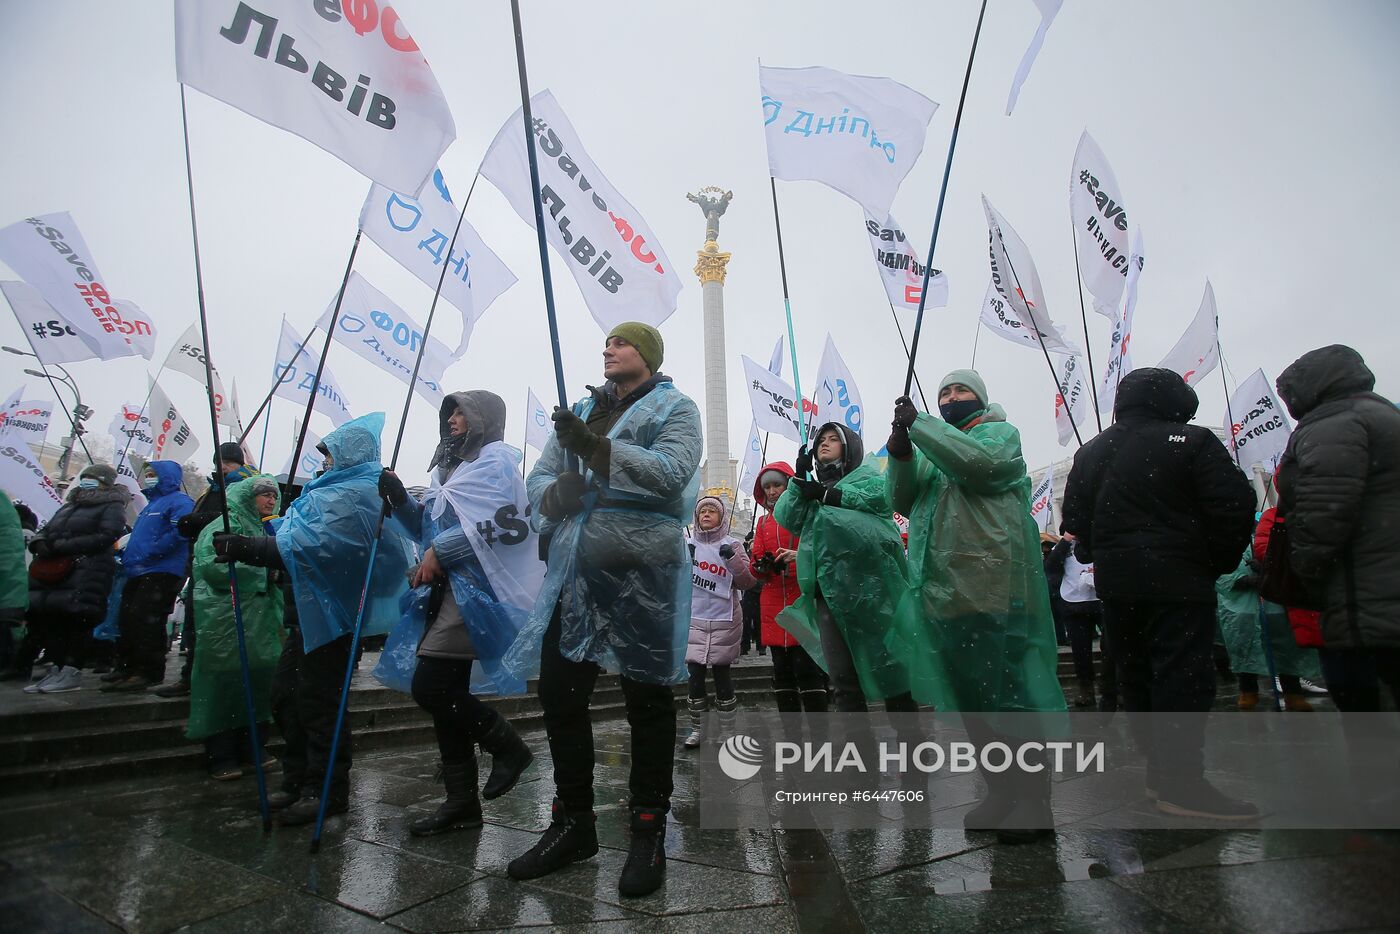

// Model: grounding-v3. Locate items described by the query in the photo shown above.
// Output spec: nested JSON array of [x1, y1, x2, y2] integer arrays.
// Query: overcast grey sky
[[2, 0, 1397, 491]]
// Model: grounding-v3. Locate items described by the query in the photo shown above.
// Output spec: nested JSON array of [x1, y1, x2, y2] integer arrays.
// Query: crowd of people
[[1, 331, 1396, 898]]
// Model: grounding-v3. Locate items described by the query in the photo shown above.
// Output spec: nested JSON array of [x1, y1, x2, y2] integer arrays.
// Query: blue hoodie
[[124, 460, 195, 578]]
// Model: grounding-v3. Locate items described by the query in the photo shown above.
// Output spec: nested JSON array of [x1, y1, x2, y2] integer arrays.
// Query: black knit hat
[[218, 441, 246, 465]]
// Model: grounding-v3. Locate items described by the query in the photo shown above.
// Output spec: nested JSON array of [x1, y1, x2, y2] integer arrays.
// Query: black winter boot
[[479, 714, 534, 800], [410, 761, 483, 836], [964, 767, 1015, 831], [996, 765, 1056, 844], [618, 807, 667, 898], [507, 799, 599, 880], [773, 688, 801, 713]]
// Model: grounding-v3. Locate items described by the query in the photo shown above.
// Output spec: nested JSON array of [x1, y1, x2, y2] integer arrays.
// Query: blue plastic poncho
[[275, 413, 411, 653], [502, 381, 702, 686]]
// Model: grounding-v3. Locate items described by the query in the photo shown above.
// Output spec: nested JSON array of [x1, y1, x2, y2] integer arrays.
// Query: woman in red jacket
[[749, 462, 828, 713]]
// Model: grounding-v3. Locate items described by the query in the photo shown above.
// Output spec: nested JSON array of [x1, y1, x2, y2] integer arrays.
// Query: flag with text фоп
[[743, 354, 815, 445], [111, 401, 155, 459], [1226, 368, 1291, 474], [812, 335, 864, 439], [0, 213, 155, 360], [273, 321, 352, 427], [864, 212, 949, 311], [1005, 0, 1064, 115], [1070, 131, 1133, 321], [1158, 280, 1220, 387], [315, 272, 450, 405], [1098, 227, 1145, 415], [163, 322, 239, 429], [481, 90, 682, 334], [761, 65, 939, 219], [0, 439, 64, 521], [1053, 353, 1091, 446], [0, 281, 103, 365], [360, 169, 517, 356], [147, 380, 201, 464], [0, 398, 53, 447], [983, 196, 1081, 357], [524, 388, 551, 452], [1029, 463, 1055, 533], [174, 0, 455, 196]]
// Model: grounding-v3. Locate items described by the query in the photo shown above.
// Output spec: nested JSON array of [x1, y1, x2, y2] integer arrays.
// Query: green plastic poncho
[[773, 434, 914, 704], [888, 406, 1065, 713], [1216, 551, 1322, 681], [186, 475, 283, 741]]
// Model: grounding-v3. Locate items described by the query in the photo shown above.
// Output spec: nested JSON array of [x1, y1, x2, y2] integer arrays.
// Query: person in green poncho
[[773, 421, 914, 713], [187, 474, 284, 780], [887, 370, 1066, 842], [1215, 548, 1322, 711]]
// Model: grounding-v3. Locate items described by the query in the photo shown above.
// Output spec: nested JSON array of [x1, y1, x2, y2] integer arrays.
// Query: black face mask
[[939, 398, 983, 427]]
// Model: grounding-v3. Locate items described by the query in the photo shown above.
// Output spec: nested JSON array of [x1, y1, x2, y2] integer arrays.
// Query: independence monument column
[[688, 187, 735, 495]]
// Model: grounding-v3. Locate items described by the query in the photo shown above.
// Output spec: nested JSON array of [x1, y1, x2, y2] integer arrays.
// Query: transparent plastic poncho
[[275, 413, 411, 654], [887, 407, 1066, 713], [502, 382, 702, 686]]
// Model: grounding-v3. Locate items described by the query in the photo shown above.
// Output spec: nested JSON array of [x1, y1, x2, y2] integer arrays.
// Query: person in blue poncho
[[503, 322, 702, 899], [378, 390, 542, 837], [214, 413, 410, 827]]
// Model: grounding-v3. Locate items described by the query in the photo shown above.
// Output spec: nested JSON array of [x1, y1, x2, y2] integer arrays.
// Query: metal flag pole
[[283, 229, 363, 502], [178, 84, 270, 833], [309, 169, 478, 856], [902, 0, 990, 396], [1069, 227, 1104, 431], [996, 226, 1084, 447], [886, 302, 929, 410], [745, 431, 772, 537], [970, 311, 984, 370], [768, 178, 810, 458], [1219, 332, 1241, 468]]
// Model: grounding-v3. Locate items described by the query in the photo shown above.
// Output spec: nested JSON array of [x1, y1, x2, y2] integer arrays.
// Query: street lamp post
[[8, 346, 93, 482]]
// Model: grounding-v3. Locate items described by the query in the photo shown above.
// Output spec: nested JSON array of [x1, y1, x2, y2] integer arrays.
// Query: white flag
[[1158, 280, 1220, 387], [1053, 354, 1091, 446], [983, 196, 1081, 357], [174, 0, 455, 195], [360, 169, 517, 355], [111, 400, 156, 459], [812, 334, 865, 438], [0, 281, 101, 365], [0, 387, 21, 418], [736, 421, 765, 499], [1070, 131, 1132, 320], [524, 388, 551, 452], [1005, 0, 1064, 115], [979, 279, 1069, 352], [280, 428, 324, 482], [1029, 464, 1055, 533], [761, 65, 939, 219], [0, 440, 64, 521], [273, 321, 352, 427], [481, 90, 681, 333], [112, 445, 147, 502], [1226, 369, 1291, 474], [163, 322, 239, 429], [147, 381, 201, 464], [864, 212, 949, 311], [111, 300, 159, 361], [315, 272, 449, 405], [743, 354, 815, 445], [1098, 227, 1145, 415], [0, 399, 53, 446], [768, 335, 786, 377], [0, 213, 152, 359]]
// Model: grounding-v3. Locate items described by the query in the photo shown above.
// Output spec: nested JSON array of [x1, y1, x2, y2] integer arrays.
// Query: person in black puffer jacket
[[25, 464, 129, 695], [1061, 367, 1256, 820], [1275, 345, 1400, 712]]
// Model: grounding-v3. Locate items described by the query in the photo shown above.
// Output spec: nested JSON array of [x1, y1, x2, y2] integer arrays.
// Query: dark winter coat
[[1275, 345, 1400, 648], [28, 486, 128, 623], [1061, 367, 1256, 603], [123, 461, 194, 578]]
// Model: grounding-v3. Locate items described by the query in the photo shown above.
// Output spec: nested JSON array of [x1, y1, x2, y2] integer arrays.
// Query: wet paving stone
[[181, 891, 395, 931], [387, 874, 646, 932], [0, 861, 120, 932]]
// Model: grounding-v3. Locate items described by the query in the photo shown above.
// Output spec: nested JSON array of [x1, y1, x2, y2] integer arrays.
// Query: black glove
[[752, 554, 775, 576], [790, 476, 824, 501], [772, 555, 789, 574], [886, 426, 913, 460], [794, 443, 813, 478], [212, 532, 257, 564], [378, 469, 408, 509], [893, 395, 918, 429], [551, 472, 588, 516], [552, 408, 599, 458], [719, 544, 735, 560], [28, 538, 51, 558]]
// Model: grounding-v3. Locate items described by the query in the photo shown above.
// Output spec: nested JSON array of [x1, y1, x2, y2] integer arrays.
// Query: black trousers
[[270, 633, 352, 802], [411, 655, 494, 766], [769, 644, 828, 711], [1102, 600, 1216, 792], [178, 580, 196, 684], [539, 603, 676, 812], [687, 662, 733, 702], [117, 572, 183, 682], [31, 610, 92, 671], [814, 598, 867, 712], [1063, 607, 1101, 685], [1318, 647, 1400, 712]]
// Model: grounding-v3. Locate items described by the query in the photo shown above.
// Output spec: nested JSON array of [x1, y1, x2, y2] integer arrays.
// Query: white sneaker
[[1299, 679, 1329, 695], [23, 669, 58, 694], [38, 666, 82, 693], [683, 728, 704, 749]]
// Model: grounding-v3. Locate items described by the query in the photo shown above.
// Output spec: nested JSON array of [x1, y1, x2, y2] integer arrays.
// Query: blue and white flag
[[524, 388, 551, 452], [812, 334, 864, 439], [315, 273, 451, 405]]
